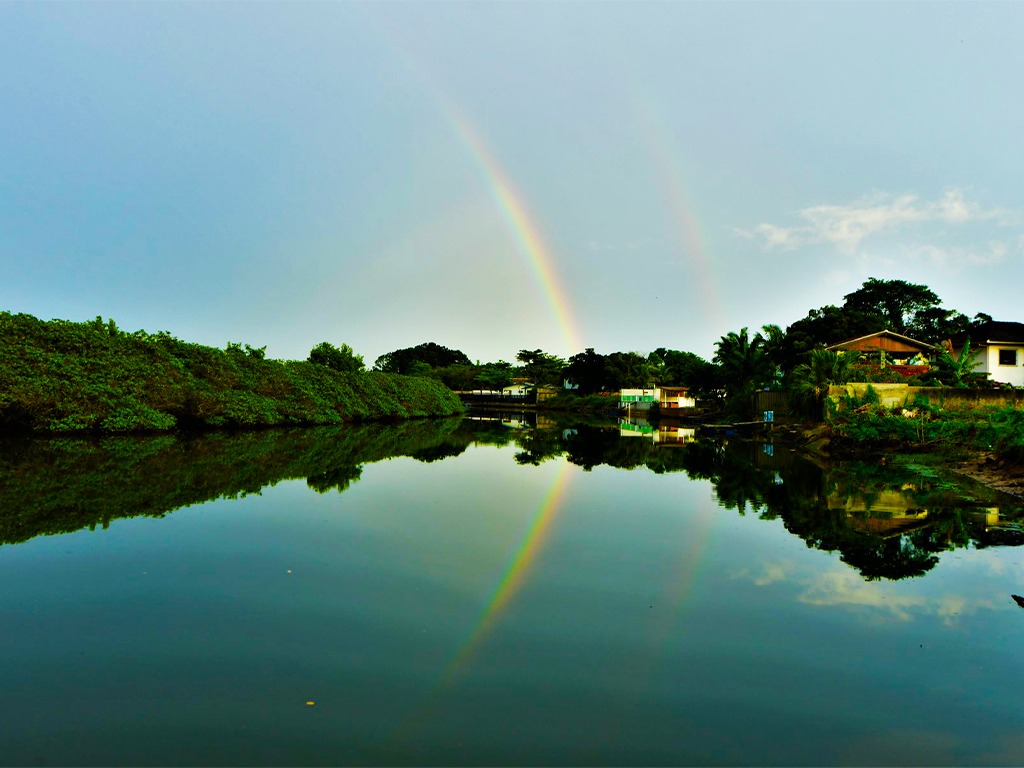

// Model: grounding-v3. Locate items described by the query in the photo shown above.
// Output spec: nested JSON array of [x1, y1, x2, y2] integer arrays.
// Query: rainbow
[[441, 459, 574, 685], [386, 458, 575, 748], [632, 94, 726, 334], [445, 112, 584, 356], [356, 11, 583, 357]]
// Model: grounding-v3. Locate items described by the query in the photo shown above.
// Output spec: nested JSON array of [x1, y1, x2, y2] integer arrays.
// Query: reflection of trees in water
[[6, 416, 1021, 582], [466, 421, 1024, 582], [838, 535, 939, 581], [0, 418, 466, 546], [306, 463, 363, 494]]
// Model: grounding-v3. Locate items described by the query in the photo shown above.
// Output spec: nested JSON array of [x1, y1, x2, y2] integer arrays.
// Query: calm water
[[1, 416, 1023, 766]]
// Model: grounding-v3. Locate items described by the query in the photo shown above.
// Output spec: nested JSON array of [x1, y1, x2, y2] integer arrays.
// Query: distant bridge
[[457, 392, 536, 407]]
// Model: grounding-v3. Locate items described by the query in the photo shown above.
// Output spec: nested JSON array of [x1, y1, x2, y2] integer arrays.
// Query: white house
[[501, 383, 533, 397], [619, 388, 658, 410], [619, 387, 697, 411], [951, 321, 1024, 387]]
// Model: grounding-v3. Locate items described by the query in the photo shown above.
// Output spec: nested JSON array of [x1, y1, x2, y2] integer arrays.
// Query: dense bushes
[[829, 386, 1024, 461], [0, 312, 463, 434]]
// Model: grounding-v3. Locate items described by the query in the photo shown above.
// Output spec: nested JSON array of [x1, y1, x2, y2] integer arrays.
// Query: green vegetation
[[789, 349, 858, 417], [3, 413, 1020, 581], [712, 326, 779, 417], [0, 312, 462, 434], [829, 387, 1024, 462], [373, 342, 472, 374], [0, 419, 464, 546], [308, 341, 364, 373]]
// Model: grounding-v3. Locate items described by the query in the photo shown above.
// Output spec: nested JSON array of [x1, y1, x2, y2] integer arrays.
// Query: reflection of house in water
[[464, 412, 537, 429], [501, 416, 531, 430], [619, 419, 655, 436], [656, 425, 697, 445], [618, 419, 696, 445], [619, 387, 698, 414], [828, 488, 932, 537], [969, 507, 1024, 547]]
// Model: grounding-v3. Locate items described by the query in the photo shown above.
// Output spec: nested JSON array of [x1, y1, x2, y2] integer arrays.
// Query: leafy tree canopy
[[779, 278, 980, 370], [652, 348, 716, 389], [565, 348, 607, 394], [842, 277, 941, 335], [475, 361, 515, 391], [308, 341, 364, 373], [374, 343, 472, 374], [714, 327, 776, 416], [604, 351, 654, 390], [515, 349, 566, 387]]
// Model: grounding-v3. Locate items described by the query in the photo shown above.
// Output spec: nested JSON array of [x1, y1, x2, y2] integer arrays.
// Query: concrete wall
[[829, 383, 1024, 409]]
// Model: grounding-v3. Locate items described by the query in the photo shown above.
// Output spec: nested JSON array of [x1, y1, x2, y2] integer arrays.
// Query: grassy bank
[[0, 312, 463, 434], [827, 388, 1024, 462]]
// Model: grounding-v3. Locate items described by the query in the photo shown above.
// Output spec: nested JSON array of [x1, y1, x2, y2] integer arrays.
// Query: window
[[998, 348, 1018, 366]]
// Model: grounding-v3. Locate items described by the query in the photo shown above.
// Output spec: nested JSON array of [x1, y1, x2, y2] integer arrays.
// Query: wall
[[828, 383, 1024, 409]]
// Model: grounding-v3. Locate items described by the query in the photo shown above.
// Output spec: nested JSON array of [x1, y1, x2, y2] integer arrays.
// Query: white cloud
[[740, 189, 1017, 257], [909, 241, 1009, 269], [800, 571, 924, 621]]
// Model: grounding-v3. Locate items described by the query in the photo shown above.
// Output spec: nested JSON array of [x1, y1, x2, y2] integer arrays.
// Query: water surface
[[1, 418, 1022, 766]]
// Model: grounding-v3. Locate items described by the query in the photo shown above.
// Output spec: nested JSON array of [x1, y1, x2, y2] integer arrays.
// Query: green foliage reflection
[[457, 419, 1024, 582], [0, 419, 464, 547]]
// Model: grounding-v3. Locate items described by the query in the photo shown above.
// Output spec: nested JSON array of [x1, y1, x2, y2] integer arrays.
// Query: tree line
[[307, 278, 999, 416]]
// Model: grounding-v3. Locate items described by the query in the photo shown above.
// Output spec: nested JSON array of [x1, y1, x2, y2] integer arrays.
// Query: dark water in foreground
[[1, 416, 1023, 766]]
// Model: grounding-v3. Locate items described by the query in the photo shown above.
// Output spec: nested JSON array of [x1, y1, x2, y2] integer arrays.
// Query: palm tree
[[789, 348, 857, 418], [714, 327, 774, 416]]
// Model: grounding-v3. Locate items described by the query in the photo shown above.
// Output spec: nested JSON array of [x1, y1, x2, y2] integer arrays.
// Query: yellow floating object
[[306, 701, 315, 706]]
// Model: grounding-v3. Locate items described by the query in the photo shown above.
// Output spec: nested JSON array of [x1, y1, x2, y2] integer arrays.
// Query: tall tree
[[565, 348, 607, 394], [789, 349, 857, 418], [604, 351, 652, 390], [515, 349, 566, 387], [475, 361, 515, 391], [374, 343, 472, 374], [842, 278, 941, 335], [652, 348, 717, 389], [308, 342, 364, 373], [714, 327, 774, 414]]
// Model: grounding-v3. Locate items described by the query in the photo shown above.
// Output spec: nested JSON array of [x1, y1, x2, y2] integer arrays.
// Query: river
[[1, 415, 1022, 766]]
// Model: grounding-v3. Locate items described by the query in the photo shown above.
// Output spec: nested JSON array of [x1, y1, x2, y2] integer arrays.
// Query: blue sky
[[3, 2, 1023, 365]]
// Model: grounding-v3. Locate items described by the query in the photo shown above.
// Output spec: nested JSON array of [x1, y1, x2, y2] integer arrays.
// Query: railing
[[458, 393, 537, 406]]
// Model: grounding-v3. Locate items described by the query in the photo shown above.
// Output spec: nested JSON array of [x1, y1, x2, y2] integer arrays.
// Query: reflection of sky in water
[[1, 439, 1023, 765]]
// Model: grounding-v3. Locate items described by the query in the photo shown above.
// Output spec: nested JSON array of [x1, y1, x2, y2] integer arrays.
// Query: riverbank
[[0, 312, 463, 434], [772, 418, 1024, 499]]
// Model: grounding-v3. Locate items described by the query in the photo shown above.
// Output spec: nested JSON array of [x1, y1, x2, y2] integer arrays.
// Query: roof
[[954, 321, 1024, 346], [826, 329, 933, 353]]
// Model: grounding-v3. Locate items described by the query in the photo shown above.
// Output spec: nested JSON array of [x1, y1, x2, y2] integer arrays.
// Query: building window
[[998, 349, 1018, 366]]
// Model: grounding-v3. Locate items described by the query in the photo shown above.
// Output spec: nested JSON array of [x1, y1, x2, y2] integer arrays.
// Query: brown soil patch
[[949, 453, 1024, 498]]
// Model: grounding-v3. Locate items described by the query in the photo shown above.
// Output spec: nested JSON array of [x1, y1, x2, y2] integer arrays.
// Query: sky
[[3, 2, 1024, 366]]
